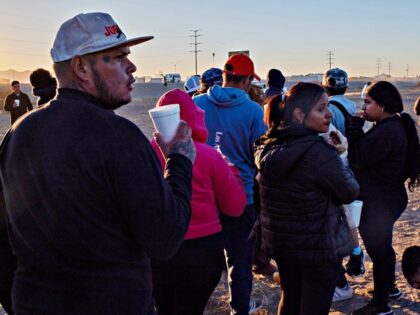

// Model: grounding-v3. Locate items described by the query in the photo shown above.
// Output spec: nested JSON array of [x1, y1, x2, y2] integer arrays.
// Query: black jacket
[[252, 125, 359, 265], [346, 115, 408, 199], [3, 92, 33, 124], [0, 88, 193, 314]]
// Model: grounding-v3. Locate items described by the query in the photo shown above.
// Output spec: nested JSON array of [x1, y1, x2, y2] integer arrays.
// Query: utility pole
[[376, 58, 381, 76], [388, 62, 391, 77], [406, 64, 409, 78], [172, 61, 179, 73], [326, 51, 334, 69], [189, 29, 202, 75], [212, 52, 215, 67]]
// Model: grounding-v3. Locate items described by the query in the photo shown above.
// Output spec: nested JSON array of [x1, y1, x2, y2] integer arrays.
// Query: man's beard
[[91, 67, 130, 110]]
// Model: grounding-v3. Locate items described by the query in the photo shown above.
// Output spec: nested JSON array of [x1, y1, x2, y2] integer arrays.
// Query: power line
[[189, 29, 202, 75]]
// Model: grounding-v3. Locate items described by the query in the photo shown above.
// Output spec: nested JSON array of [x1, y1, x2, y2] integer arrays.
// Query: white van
[[164, 73, 181, 83]]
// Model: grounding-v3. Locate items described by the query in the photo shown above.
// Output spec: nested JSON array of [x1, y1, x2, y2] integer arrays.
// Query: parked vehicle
[[164, 73, 182, 83]]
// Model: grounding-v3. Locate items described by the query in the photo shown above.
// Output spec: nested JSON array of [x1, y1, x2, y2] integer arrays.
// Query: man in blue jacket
[[194, 54, 266, 315]]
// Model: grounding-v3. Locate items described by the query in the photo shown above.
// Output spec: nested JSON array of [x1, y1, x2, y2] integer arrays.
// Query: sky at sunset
[[0, 0, 419, 79]]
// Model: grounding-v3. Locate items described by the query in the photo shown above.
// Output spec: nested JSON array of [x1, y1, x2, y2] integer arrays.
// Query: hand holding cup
[[154, 120, 196, 163]]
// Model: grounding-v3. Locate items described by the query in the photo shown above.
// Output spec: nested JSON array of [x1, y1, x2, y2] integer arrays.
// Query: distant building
[[149, 77, 163, 83], [287, 73, 323, 82], [228, 50, 250, 57]]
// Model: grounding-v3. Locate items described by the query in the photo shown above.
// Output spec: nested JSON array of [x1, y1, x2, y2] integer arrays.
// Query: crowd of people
[[0, 11, 419, 315]]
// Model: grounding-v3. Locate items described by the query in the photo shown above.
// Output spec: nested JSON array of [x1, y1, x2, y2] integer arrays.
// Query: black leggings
[[152, 233, 224, 315], [358, 188, 407, 307], [274, 260, 340, 315]]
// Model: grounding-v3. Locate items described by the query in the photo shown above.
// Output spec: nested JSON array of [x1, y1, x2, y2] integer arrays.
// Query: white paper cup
[[149, 104, 180, 142], [347, 200, 363, 228], [15, 100, 20, 107]]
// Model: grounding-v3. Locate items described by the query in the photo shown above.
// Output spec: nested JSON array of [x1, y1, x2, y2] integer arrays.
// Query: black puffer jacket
[[252, 125, 359, 265]]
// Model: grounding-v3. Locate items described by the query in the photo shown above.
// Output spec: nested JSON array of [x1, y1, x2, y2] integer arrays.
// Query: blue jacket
[[328, 95, 356, 134], [194, 85, 266, 204]]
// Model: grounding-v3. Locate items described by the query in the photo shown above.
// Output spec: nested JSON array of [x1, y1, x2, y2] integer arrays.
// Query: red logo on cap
[[104, 24, 122, 37]]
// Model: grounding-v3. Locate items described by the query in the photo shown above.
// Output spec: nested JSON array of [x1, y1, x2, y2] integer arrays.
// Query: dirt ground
[[0, 81, 419, 314], [116, 81, 420, 315]]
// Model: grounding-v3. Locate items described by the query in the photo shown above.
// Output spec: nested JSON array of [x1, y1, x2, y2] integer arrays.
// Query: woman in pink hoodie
[[150, 89, 246, 315]]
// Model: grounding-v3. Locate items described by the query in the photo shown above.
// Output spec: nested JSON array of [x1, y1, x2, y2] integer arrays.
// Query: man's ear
[[70, 56, 92, 81], [292, 107, 305, 124], [242, 76, 252, 92]]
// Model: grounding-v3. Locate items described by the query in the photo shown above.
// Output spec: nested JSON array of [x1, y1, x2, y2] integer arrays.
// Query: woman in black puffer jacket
[[253, 82, 359, 315]]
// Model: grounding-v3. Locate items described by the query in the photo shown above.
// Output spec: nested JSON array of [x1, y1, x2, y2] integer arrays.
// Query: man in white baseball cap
[[0, 12, 196, 314]]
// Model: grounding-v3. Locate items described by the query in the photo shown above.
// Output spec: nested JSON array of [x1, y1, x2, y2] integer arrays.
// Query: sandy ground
[[0, 81, 419, 314]]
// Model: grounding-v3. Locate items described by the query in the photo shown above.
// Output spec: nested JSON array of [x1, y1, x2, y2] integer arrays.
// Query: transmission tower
[[376, 58, 381, 76], [388, 62, 391, 77], [189, 29, 202, 75], [326, 51, 334, 69], [406, 65, 409, 78]]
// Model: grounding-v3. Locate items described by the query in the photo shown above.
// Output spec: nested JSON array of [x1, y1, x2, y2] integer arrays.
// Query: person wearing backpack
[[322, 68, 365, 303]]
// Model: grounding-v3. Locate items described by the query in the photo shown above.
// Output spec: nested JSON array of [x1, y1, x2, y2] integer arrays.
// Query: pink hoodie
[[151, 89, 246, 239]]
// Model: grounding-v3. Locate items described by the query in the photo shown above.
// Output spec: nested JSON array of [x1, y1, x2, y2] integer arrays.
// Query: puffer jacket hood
[[157, 88, 208, 143], [207, 85, 250, 108], [255, 125, 320, 180]]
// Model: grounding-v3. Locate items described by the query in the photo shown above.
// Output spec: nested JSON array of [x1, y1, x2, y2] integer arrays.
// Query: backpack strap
[[329, 100, 351, 117]]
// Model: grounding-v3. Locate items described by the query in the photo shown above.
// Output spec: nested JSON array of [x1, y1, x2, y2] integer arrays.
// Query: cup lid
[[149, 104, 180, 118]]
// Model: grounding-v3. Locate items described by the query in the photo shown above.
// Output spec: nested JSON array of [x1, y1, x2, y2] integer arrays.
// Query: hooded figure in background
[[265, 68, 285, 99], [29, 68, 57, 106]]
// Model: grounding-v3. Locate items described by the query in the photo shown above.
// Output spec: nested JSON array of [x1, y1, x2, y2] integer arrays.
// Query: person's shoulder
[[105, 111, 145, 136], [193, 93, 209, 104], [306, 135, 337, 155], [237, 96, 263, 112], [330, 95, 356, 110], [195, 142, 219, 160], [380, 116, 405, 134]]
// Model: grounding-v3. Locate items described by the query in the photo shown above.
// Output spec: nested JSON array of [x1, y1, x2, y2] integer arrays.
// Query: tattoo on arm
[[169, 140, 195, 162]]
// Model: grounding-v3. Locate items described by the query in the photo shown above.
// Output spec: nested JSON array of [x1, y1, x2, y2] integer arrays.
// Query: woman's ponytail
[[400, 112, 420, 191], [264, 94, 286, 129]]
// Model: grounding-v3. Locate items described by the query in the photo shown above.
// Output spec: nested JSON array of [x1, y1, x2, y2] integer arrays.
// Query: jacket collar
[[56, 88, 105, 109]]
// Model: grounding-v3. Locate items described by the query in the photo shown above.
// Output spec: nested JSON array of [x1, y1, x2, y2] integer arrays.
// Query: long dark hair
[[264, 82, 325, 129], [366, 81, 420, 191]]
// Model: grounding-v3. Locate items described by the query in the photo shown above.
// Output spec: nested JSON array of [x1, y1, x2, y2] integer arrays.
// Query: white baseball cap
[[51, 12, 153, 63]]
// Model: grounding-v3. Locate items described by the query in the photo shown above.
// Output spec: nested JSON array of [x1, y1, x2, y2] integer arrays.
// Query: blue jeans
[[221, 204, 257, 315]]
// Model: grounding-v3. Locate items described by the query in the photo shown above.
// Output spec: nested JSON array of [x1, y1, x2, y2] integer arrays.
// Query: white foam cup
[[148, 104, 180, 142], [15, 100, 20, 107], [348, 200, 363, 228]]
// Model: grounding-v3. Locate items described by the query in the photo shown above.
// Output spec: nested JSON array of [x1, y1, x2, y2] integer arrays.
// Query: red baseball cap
[[223, 54, 261, 81]]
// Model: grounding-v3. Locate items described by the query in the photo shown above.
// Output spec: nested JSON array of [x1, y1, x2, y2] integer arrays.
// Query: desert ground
[[0, 80, 419, 314]]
